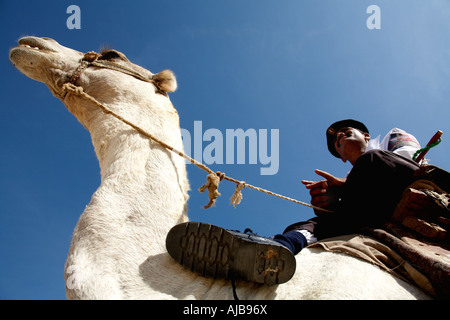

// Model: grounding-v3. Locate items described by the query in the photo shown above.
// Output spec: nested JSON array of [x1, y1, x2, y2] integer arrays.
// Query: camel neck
[[68, 98, 189, 229]]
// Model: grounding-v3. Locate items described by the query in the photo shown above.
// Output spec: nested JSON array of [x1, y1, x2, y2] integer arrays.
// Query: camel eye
[[99, 50, 122, 61]]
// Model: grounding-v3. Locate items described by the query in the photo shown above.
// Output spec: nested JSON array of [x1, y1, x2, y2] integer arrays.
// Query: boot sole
[[166, 222, 296, 285]]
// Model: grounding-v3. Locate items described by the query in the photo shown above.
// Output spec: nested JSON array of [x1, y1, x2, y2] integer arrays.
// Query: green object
[[413, 138, 442, 161]]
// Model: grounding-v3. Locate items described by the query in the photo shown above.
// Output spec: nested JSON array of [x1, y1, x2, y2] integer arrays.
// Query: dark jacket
[[285, 149, 420, 239]]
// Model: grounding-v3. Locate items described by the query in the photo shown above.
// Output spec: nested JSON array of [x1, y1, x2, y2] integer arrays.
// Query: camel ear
[[153, 69, 177, 93]]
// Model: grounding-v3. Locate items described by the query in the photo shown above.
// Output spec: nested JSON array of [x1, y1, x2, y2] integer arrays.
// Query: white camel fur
[[10, 37, 429, 299]]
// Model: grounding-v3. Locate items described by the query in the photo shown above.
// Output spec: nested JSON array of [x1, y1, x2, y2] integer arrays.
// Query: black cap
[[326, 119, 369, 158]]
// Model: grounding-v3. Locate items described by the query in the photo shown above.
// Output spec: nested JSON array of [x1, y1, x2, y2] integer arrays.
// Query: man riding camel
[[166, 119, 424, 285]]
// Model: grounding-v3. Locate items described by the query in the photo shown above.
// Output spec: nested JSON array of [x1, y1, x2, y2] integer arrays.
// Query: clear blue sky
[[1, 0, 448, 299]]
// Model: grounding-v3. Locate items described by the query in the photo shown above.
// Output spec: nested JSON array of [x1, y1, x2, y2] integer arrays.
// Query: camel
[[9, 36, 430, 299]]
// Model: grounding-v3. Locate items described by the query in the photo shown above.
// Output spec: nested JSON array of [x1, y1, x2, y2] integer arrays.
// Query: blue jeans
[[273, 231, 308, 255]]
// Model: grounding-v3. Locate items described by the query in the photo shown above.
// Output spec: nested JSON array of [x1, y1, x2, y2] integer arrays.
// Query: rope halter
[[60, 51, 167, 100]]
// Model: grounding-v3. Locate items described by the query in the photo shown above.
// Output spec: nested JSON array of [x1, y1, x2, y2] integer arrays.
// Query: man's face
[[334, 127, 370, 164]]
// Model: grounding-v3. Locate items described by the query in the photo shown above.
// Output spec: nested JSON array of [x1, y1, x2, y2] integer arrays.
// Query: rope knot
[[62, 83, 84, 96], [83, 51, 99, 62], [199, 171, 225, 209], [230, 181, 246, 208]]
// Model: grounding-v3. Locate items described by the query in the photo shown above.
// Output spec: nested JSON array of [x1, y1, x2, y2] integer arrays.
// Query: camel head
[[9, 36, 177, 103], [10, 37, 85, 98], [10, 36, 178, 134]]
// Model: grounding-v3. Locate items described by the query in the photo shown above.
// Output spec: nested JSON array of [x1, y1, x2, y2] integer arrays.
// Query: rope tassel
[[230, 182, 246, 208], [199, 172, 225, 209]]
